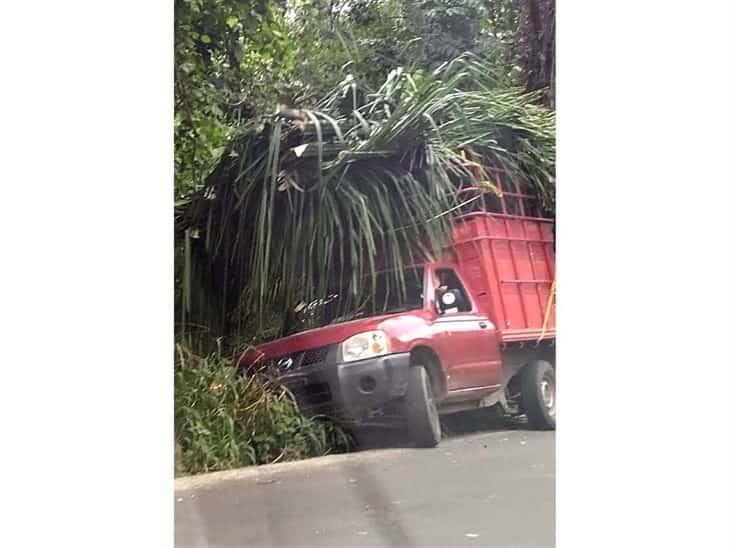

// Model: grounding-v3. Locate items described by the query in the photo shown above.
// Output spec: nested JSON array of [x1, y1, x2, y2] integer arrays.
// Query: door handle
[[479, 321, 487, 329]]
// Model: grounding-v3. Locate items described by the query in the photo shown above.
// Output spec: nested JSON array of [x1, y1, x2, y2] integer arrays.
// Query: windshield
[[330, 267, 425, 324], [291, 267, 425, 331]]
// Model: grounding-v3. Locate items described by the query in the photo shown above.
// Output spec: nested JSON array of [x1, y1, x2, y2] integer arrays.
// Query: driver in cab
[[435, 271, 466, 314]]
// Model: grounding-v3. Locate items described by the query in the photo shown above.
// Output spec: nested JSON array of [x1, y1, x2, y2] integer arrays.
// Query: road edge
[[175, 447, 408, 492]]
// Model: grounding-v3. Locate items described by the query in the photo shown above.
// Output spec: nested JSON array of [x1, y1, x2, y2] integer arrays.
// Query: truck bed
[[451, 210, 555, 342]]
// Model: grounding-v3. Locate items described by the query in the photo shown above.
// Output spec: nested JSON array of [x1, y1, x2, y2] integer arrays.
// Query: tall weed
[[175, 344, 350, 475]]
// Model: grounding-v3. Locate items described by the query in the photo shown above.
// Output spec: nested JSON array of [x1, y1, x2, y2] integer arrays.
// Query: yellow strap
[[459, 150, 501, 195], [538, 280, 556, 342]]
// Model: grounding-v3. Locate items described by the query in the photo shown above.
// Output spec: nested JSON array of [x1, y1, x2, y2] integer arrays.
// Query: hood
[[245, 310, 426, 363]]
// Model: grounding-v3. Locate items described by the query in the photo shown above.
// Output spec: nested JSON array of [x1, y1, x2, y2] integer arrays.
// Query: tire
[[406, 365, 442, 447], [520, 360, 556, 430]]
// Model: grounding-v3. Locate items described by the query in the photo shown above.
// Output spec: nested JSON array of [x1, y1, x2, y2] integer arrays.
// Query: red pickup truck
[[239, 176, 555, 447]]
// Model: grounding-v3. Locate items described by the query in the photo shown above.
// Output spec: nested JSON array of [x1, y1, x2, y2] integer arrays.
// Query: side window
[[434, 268, 472, 313]]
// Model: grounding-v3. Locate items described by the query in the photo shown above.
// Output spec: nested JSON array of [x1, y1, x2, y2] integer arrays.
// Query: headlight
[[341, 330, 390, 362]]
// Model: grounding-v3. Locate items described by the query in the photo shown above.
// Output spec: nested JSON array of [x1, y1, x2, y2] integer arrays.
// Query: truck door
[[430, 267, 502, 391]]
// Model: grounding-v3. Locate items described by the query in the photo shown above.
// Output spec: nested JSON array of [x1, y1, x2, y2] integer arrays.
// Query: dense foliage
[[175, 345, 350, 474], [176, 55, 554, 340], [175, 0, 294, 196], [175, 0, 555, 199]]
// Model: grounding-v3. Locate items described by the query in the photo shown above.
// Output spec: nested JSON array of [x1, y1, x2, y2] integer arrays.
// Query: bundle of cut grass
[[176, 53, 555, 339]]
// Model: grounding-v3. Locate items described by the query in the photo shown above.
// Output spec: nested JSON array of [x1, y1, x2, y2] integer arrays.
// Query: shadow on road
[[351, 408, 530, 451]]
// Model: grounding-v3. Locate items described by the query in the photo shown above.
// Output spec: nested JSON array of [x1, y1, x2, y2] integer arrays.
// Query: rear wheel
[[521, 360, 556, 430], [405, 365, 442, 447]]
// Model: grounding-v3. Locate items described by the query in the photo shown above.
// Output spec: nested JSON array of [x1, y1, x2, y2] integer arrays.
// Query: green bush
[[175, 344, 351, 475]]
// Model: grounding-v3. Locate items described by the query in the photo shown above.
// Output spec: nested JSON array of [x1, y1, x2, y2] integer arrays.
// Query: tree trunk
[[522, 0, 555, 106]]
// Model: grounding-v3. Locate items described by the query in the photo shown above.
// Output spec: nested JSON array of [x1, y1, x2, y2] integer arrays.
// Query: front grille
[[256, 345, 335, 411], [263, 344, 332, 373], [300, 345, 330, 367]]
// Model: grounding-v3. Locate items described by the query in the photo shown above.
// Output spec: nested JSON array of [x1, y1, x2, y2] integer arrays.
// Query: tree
[[175, 0, 294, 197], [282, 0, 421, 103], [521, 0, 555, 104], [420, 0, 481, 70]]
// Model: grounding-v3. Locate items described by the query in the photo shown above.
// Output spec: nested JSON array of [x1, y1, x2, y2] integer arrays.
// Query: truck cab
[[238, 174, 556, 447]]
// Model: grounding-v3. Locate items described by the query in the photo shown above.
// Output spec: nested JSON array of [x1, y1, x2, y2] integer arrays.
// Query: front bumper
[[278, 351, 411, 420]]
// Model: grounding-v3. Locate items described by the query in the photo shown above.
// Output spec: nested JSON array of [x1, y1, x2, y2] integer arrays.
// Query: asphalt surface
[[175, 414, 555, 548]]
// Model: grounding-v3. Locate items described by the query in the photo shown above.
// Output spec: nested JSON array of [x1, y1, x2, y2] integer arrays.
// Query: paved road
[[175, 415, 555, 547]]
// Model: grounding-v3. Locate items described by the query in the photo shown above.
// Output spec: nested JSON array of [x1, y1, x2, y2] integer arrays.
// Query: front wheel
[[405, 365, 442, 447], [521, 360, 556, 430]]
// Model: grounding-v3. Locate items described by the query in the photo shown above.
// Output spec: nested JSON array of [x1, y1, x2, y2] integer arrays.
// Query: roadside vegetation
[[175, 344, 350, 475]]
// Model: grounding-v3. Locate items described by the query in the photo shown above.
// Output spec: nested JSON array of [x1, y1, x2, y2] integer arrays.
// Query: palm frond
[[176, 54, 555, 339]]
